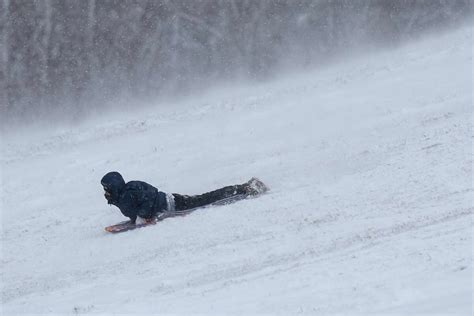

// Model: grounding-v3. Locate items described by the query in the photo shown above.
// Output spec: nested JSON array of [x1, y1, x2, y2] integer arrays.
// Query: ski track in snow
[[1, 25, 472, 315]]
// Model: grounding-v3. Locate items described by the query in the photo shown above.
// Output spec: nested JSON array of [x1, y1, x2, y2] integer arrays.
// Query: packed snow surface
[[1, 25, 472, 315]]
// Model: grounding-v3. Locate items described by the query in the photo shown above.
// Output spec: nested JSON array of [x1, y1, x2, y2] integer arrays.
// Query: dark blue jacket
[[101, 172, 167, 223]]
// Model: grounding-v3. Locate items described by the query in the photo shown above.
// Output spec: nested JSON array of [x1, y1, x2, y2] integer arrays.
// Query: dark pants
[[172, 184, 248, 211]]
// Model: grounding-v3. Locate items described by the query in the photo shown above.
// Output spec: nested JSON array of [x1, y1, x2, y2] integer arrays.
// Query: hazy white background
[[1, 16, 472, 314]]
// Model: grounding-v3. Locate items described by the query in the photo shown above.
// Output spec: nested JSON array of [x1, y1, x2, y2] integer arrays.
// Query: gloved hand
[[136, 216, 156, 225]]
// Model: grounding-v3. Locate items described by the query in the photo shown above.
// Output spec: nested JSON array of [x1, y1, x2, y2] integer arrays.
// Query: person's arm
[[135, 188, 156, 219], [120, 190, 139, 224]]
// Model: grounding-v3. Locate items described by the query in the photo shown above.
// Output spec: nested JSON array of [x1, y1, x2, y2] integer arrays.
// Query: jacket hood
[[101, 171, 125, 203]]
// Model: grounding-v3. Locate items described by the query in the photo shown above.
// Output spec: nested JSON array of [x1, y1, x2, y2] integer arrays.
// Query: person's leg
[[173, 184, 248, 211], [173, 178, 268, 212]]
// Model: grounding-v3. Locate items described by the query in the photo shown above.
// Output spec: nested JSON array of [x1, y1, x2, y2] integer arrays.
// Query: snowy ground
[[1, 25, 472, 315]]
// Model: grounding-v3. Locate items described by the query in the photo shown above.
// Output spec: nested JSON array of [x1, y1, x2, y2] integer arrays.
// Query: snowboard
[[104, 209, 194, 233], [105, 220, 156, 233]]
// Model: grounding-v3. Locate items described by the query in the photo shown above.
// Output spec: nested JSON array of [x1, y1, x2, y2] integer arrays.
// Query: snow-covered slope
[[1, 25, 472, 315]]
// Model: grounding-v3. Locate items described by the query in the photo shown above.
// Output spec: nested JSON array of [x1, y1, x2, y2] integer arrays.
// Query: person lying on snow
[[101, 171, 268, 224]]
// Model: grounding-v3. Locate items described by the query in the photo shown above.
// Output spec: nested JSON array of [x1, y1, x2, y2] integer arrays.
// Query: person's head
[[101, 171, 125, 204]]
